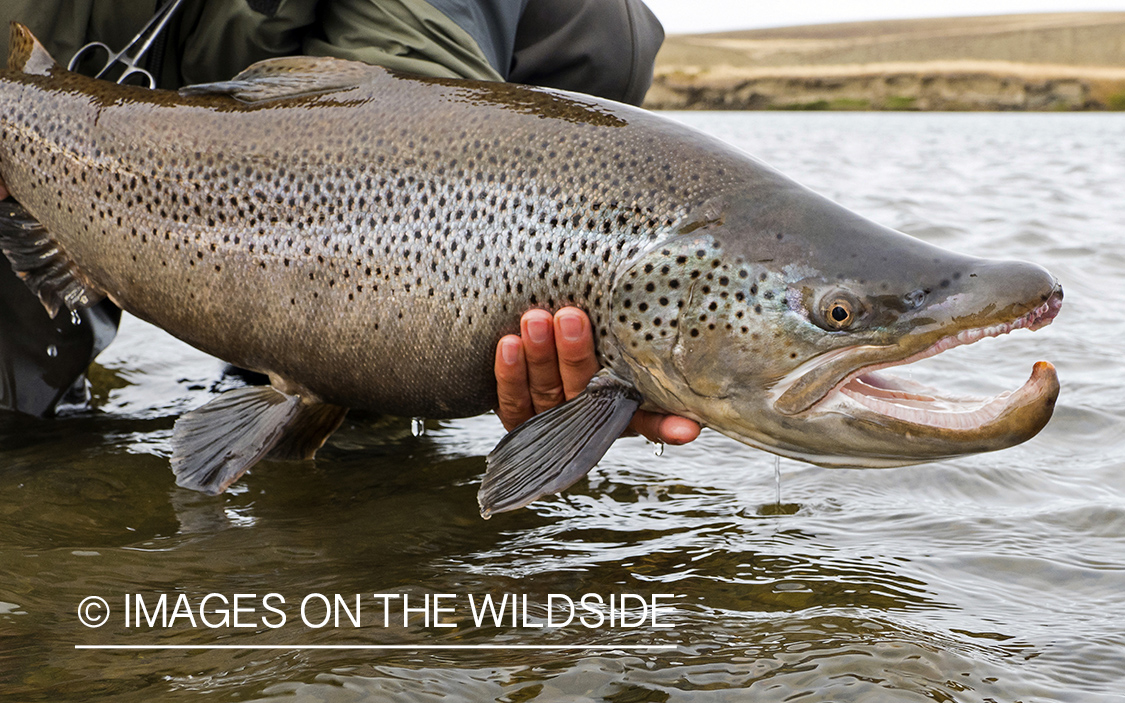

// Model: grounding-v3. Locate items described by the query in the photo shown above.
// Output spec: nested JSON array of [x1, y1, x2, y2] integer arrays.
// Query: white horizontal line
[[75, 644, 677, 651]]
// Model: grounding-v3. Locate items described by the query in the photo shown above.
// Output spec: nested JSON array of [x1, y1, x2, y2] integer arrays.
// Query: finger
[[0, 180, 8, 201], [629, 411, 702, 445], [553, 307, 599, 400], [494, 334, 533, 431], [521, 308, 565, 413]]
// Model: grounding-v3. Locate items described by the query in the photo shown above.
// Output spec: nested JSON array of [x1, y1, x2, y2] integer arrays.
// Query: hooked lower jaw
[[796, 288, 1062, 437], [836, 360, 1057, 431]]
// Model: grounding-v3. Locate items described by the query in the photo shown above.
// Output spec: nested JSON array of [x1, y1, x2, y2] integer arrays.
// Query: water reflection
[[2, 114, 1124, 701]]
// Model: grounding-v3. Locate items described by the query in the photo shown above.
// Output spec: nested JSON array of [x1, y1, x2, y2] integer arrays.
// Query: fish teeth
[[810, 289, 1060, 416], [948, 298, 1055, 352], [854, 296, 1055, 395]]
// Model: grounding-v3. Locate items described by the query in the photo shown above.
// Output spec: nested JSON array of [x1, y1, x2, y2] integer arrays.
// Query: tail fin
[[8, 22, 57, 75]]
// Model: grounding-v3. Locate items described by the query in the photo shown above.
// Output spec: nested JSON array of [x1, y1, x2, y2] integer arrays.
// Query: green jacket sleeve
[[177, 0, 501, 87]]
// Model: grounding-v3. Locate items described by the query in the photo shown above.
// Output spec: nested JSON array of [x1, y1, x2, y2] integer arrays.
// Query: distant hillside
[[645, 13, 1125, 110]]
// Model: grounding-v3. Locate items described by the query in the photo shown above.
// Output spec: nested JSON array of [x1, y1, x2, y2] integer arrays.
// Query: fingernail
[[527, 317, 551, 344], [558, 313, 583, 342], [500, 338, 520, 366]]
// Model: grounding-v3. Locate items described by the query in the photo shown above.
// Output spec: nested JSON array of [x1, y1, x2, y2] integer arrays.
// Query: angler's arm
[[495, 307, 701, 445]]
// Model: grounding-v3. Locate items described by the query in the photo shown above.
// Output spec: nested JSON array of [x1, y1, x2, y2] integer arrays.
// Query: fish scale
[[0, 26, 1062, 514], [0, 54, 745, 416]]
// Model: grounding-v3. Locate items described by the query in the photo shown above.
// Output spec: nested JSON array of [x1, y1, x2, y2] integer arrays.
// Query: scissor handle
[[64, 0, 183, 88], [67, 41, 156, 88], [67, 41, 114, 72], [117, 66, 157, 89]]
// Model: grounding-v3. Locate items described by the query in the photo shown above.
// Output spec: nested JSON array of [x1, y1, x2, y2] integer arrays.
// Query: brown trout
[[0, 24, 1061, 517]]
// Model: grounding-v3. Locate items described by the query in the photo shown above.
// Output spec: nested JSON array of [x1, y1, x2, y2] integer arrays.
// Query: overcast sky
[[643, 0, 1125, 34]]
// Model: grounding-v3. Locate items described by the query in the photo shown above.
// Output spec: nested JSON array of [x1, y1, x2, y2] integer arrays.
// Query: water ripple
[[2, 113, 1123, 701]]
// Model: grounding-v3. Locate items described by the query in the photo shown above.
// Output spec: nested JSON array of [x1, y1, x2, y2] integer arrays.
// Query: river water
[[1, 112, 1122, 702]]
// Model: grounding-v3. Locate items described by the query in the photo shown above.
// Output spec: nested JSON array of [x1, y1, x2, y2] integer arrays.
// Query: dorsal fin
[[179, 56, 380, 103], [8, 22, 57, 75]]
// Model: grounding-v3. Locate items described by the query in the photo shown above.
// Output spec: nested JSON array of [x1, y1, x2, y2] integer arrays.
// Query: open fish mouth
[[816, 289, 1063, 432]]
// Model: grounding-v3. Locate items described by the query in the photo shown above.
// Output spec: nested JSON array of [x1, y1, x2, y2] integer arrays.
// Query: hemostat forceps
[[66, 0, 185, 88]]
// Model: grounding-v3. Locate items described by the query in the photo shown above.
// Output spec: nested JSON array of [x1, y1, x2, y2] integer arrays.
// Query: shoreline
[[645, 13, 1125, 111]]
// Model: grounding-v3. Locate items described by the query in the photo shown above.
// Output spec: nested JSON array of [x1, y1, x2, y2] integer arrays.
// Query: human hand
[[494, 307, 701, 445]]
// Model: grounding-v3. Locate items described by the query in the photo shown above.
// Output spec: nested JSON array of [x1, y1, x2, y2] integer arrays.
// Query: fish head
[[609, 181, 1062, 467]]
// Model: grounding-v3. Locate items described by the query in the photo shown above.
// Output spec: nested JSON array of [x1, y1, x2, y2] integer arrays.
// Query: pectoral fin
[[0, 201, 105, 317], [179, 56, 380, 102], [478, 372, 641, 518], [171, 385, 347, 495]]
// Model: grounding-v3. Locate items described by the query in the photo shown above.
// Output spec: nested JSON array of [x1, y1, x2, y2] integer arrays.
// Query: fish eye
[[817, 293, 862, 331]]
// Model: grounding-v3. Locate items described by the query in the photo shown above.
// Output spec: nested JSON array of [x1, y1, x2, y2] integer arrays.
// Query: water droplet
[[774, 455, 782, 506], [651, 441, 665, 457], [70, 310, 82, 326], [411, 417, 425, 437], [46, 344, 58, 358]]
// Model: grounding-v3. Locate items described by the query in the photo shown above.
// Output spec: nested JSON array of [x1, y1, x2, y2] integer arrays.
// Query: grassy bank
[[645, 12, 1125, 111]]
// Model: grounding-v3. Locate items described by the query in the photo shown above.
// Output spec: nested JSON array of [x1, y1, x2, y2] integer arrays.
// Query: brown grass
[[657, 12, 1125, 70]]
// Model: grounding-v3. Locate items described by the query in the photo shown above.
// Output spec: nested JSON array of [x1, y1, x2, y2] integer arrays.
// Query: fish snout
[[963, 258, 1061, 320]]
